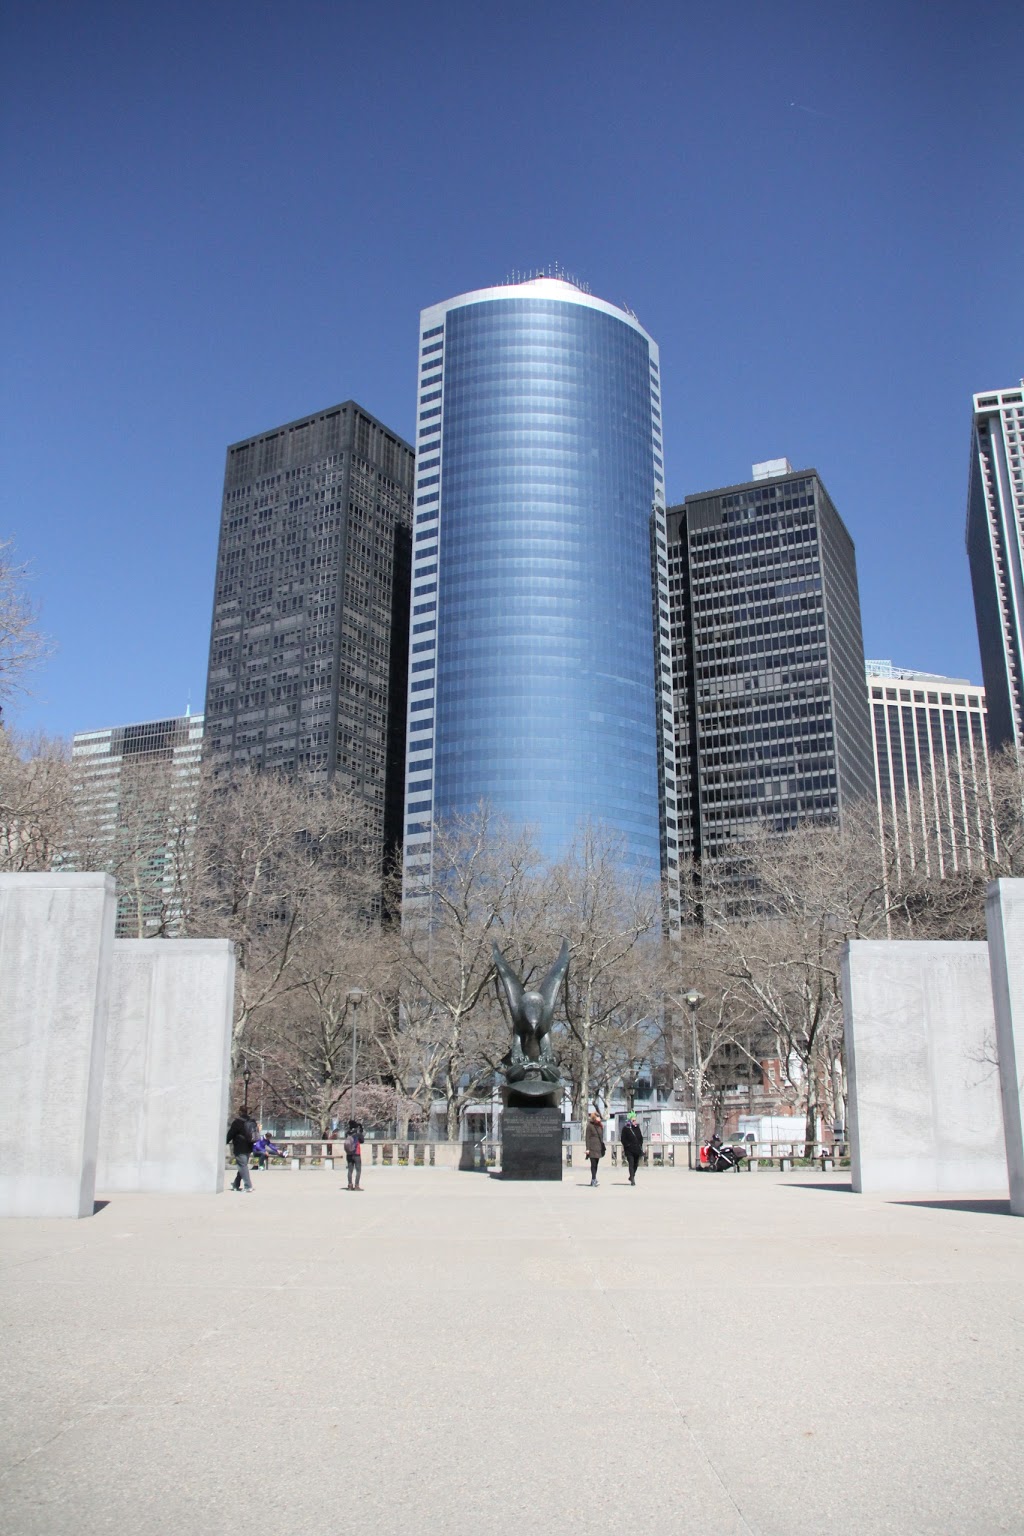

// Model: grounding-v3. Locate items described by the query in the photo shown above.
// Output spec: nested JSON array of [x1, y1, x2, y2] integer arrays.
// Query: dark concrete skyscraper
[[204, 401, 413, 861], [667, 460, 873, 863], [966, 382, 1024, 753], [403, 276, 675, 890]]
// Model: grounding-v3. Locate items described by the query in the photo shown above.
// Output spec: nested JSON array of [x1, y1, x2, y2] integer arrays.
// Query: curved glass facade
[[405, 279, 672, 881]]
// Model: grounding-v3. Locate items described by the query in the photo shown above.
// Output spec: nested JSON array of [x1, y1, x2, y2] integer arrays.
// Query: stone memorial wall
[[842, 939, 1007, 1195], [0, 872, 235, 1216], [0, 873, 117, 1217], [97, 939, 236, 1194], [987, 880, 1024, 1215]]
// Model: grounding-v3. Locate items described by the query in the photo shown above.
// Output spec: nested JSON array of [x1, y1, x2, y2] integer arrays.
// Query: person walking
[[621, 1111, 644, 1185], [584, 1110, 605, 1187], [344, 1120, 364, 1190], [226, 1107, 258, 1192]]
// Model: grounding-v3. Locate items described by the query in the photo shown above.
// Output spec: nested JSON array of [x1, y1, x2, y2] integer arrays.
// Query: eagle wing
[[492, 942, 525, 1018], [537, 939, 570, 1017]]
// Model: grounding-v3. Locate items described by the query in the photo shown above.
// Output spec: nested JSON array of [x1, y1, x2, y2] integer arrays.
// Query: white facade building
[[71, 712, 204, 935], [866, 661, 992, 877]]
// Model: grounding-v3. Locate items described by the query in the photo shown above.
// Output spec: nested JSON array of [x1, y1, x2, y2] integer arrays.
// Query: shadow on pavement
[[92, 1199, 110, 1214], [892, 1197, 1014, 1217], [782, 1181, 852, 1193]]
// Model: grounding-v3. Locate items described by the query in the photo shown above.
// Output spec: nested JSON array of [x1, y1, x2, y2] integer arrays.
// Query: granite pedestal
[[501, 1104, 562, 1180], [986, 879, 1024, 1215], [0, 873, 117, 1217]]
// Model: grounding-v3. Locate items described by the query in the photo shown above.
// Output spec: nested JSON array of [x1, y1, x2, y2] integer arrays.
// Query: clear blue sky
[[3, 0, 1021, 739]]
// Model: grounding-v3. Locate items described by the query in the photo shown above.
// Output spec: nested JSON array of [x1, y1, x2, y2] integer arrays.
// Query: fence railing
[[228, 1138, 849, 1173]]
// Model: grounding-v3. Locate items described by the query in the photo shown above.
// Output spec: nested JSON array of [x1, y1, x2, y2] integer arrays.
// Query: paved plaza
[[1, 1166, 1021, 1535]]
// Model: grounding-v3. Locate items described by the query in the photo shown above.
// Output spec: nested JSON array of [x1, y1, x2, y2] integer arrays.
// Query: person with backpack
[[620, 1111, 644, 1186], [344, 1120, 364, 1191], [226, 1107, 258, 1192]]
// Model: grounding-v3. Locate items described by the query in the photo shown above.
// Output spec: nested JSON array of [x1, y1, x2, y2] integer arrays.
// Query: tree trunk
[[803, 1066, 819, 1157], [579, 1037, 591, 1119]]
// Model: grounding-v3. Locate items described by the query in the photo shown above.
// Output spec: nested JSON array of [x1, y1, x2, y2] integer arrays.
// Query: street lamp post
[[242, 1061, 252, 1117], [683, 989, 704, 1155], [347, 988, 365, 1128]]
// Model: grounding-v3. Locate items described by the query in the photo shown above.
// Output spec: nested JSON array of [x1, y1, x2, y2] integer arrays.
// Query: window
[[422, 324, 443, 340]]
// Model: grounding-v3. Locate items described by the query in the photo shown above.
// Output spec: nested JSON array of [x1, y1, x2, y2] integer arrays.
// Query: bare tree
[[391, 806, 544, 1140], [0, 728, 75, 872], [0, 540, 48, 709], [542, 823, 662, 1118], [697, 806, 896, 1149], [181, 765, 378, 1063], [257, 915, 399, 1135], [659, 926, 770, 1142], [592, 961, 668, 1114]]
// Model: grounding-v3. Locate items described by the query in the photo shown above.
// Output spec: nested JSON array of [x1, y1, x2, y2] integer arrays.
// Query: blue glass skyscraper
[[403, 276, 676, 886]]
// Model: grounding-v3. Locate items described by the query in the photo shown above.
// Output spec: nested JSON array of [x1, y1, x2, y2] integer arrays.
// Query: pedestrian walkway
[[1, 1168, 1020, 1535]]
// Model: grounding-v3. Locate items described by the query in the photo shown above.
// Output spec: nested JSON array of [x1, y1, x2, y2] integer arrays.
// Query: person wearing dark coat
[[344, 1120, 365, 1191], [226, 1108, 257, 1191], [621, 1112, 644, 1185], [584, 1111, 605, 1187]]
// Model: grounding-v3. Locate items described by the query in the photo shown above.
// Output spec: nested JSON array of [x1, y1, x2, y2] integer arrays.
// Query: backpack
[[343, 1133, 357, 1156]]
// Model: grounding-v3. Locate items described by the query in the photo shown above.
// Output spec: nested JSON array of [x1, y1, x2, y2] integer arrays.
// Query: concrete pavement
[[1, 1166, 1021, 1535]]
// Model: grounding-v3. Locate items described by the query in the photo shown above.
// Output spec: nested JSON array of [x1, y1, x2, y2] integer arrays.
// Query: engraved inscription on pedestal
[[501, 1104, 563, 1181]]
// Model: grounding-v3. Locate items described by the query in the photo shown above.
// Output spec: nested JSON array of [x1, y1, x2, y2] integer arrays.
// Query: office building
[[71, 712, 204, 936], [966, 382, 1024, 753], [403, 275, 675, 888], [667, 461, 873, 863], [204, 402, 414, 868], [866, 660, 992, 875]]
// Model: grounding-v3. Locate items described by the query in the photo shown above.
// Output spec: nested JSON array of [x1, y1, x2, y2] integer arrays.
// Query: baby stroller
[[701, 1134, 747, 1172]]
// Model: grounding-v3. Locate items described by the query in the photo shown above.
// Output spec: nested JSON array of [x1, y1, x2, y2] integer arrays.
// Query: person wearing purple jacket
[[252, 1126, 284, 1172]]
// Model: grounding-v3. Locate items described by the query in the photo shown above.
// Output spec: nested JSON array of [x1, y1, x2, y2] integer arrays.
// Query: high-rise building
[[966, 382, 1024, 753], [866, 660, 992, 875], [402, 276, 675, 887], [667, 461, 873, 863], [71, 712, 204, 936], [204, 401, 414, 867]]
